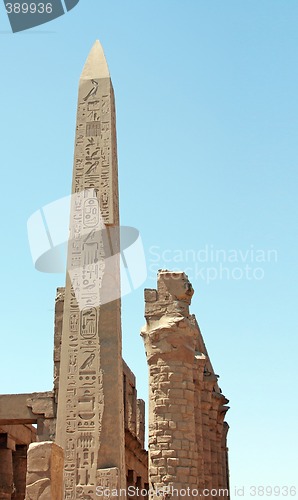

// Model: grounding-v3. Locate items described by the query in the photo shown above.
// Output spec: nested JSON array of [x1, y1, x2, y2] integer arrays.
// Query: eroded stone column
[[12, 445, 27, 500], [0, 434, 13, 500], [127, 469, 137, 500], [141, 271, 198, 499]]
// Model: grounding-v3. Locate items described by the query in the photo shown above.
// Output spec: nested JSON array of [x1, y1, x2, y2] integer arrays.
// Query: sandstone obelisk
[[55, 40, 126, 498]]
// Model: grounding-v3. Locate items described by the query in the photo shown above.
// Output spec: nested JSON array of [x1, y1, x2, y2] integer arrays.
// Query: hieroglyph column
[[55, 40, 125, 499]]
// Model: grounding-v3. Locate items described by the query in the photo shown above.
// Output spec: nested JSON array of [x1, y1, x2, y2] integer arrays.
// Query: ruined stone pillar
[[136, 476, 144, 498], [0, 434, 14, 500], [25, 441, 64, 500], [127, 469, 137, 500], [12, 445, 27, 500], [141, 271, 198, 499]]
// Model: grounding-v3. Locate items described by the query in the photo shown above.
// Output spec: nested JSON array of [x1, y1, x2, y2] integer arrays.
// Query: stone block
[[157, 421, 168, 430], [0, 448, 13, 499], [177, 421, 191, 431], [25, 441, 64, 500], [157, 435, 172, 443], [167, 458, 179, 466], [159, 443, 169, 450], [161, 450, 176, 457], [176, 466, 191, 476], [144, 289, 158, 303], [168, 389, 184, 399], [152, 458, 165, 467], [172, 440, 182, 450], [173, 431, 184, 439], [180, 458, 192, 467], [167, 466, 176, 474]]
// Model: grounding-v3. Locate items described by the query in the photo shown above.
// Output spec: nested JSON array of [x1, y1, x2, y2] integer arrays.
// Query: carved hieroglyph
[[96, 468, 119, 499], [55, 41, 125, 499]]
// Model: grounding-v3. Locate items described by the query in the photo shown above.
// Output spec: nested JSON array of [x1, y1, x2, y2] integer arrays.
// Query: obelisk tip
[[81, 40, 110, 80]]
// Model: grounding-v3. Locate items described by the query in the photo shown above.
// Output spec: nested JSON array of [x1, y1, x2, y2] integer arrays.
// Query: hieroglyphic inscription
[[72, 80, 116, 225], [62, 76, 116, 499], [55, 41, 127, 498], [96, 468, 120, 499]]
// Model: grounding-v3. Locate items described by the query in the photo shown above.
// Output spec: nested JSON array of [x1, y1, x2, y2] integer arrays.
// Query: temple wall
[[0, 425, 36, 500], [53, 287, 148, 490], [0, 273, 230, 500]]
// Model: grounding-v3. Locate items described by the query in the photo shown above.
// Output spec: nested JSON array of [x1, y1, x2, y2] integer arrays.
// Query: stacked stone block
[[142, 271, 230, 500]]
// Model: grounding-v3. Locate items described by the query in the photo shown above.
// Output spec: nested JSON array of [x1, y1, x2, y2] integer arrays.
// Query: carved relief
[[86, 122, 101, 137], [96, 468, 119, 499], [57, 48, 121, 499]]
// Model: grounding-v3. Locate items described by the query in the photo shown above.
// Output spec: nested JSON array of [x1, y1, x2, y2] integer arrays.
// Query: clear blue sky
[[0, 1, 298, 497]]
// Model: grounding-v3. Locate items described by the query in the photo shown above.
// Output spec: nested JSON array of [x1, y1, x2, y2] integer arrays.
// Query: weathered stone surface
[[0, 438, 13, 500], [12, 445, 27, 500], [0, 393, 56, 443], [0, 425, 36, 446], [27, 393, 55, 420], [96, 467, 119, 499], [141, 271, 199, 497], [136, 399, 145, 448], [25, 441, 64, 500], [55, 40, 126, 498], [142, 271, 230, 500], [52, 288, 149, 490], [53, 288, 65, 404]]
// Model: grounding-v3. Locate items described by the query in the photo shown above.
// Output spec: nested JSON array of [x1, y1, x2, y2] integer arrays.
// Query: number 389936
[[5, 2, 53, 14]]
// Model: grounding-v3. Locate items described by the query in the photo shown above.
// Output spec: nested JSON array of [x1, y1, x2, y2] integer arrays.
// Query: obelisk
[[55, 41, 126, 498]]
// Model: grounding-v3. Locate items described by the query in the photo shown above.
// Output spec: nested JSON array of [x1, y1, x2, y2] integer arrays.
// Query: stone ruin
[[0, 41, 230, 500]]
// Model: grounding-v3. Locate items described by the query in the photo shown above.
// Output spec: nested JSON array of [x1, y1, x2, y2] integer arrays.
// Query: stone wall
[[0, 287, 148, 500], [123, 361, 148, 494]]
